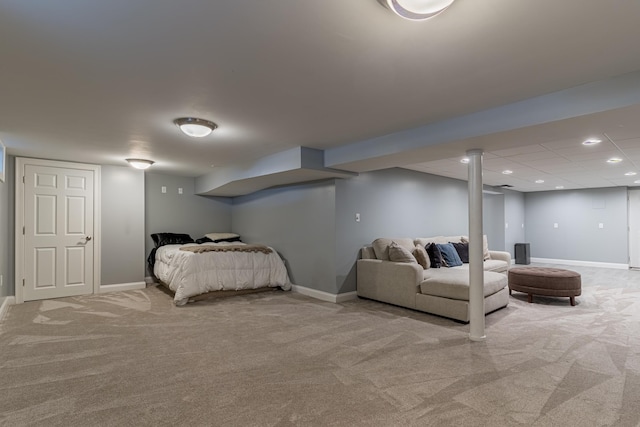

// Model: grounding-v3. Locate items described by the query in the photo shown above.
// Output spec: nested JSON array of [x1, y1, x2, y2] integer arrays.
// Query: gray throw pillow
[[389, 241, 417, 264], [412, 245, 430, 269]]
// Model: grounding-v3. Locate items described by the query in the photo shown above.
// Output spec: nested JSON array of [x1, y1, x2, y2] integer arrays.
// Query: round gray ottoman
[[508, 267, 581, 306]]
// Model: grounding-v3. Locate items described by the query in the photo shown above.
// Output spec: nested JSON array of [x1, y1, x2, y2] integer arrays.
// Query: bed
[[149, 232, 291, 305]]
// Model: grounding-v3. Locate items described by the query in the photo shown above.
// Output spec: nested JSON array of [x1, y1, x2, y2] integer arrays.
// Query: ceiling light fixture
[[502, 170, 513, 175], [607, 157, 623, 163], [460, 157, 470, 164], [625, 171, 637, 176], [555, 186, 564, 190], [383, 0, 455, 21], [635, 180, 640, 184], [582, 138, 601, 146], [174, 117, 218, 138], [535, 179, 545, 184], [126, 158, 154, 170]]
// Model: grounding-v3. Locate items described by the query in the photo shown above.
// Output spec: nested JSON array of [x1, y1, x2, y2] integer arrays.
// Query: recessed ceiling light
[[625, 171, 637, 176], [582, 138, 601, 146], [126, 158, 154, 170], [460, 157, 470, 164], [502, 170, 513, 175], [607, 157, 623, 163], [635, 180, 640, 184], [174, 117, 218, 138], [555, 186, 564, 189], [535, 179, 545, 184]]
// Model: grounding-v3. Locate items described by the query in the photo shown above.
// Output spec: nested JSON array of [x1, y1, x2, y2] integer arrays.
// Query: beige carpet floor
[[1, 266, 640, 426]]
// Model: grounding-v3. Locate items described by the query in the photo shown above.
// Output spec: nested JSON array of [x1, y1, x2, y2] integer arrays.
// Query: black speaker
[[515, 243, 530, 265]]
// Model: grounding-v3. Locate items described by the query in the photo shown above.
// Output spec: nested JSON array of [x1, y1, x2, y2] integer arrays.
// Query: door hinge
[[22, 175, 25, 183], [22, 279, 25, 287], [23, 226, 25, 235]]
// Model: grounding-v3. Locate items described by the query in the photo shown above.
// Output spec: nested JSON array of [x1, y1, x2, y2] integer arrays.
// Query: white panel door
[[629, 189, 640, 269], [23, 164, 95, 301]]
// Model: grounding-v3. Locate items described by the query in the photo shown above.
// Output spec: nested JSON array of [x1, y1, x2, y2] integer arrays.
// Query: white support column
[[467, 149, 485, 342]]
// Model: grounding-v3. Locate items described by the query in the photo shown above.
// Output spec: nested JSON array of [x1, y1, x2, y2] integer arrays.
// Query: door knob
[[85, 235, 92, 241]]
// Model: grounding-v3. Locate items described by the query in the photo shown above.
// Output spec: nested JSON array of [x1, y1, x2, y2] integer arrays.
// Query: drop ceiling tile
[[612, 138, 640, 148], [608, 178, 640, 186], [540, 138, 598, 150], [482, 158, 524, 172], [489, 144, 548, 157], [602, 129, 640, 140], [507, 150, 562, 163], [554, 144, 620, 160]]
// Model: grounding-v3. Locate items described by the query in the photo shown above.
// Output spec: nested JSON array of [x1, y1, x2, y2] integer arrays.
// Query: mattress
[[154, 242, 291, 305]]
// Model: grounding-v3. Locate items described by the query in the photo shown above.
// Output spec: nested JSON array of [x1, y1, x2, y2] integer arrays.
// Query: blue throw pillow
[[436, 243, 463, 267]]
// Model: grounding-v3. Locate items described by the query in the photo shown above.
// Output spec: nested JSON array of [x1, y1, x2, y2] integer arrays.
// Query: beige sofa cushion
[[451, 259, 508, 273], [420, 270, 506, 300], [388, 242, 417, 264], [372, 238, 415, 261]]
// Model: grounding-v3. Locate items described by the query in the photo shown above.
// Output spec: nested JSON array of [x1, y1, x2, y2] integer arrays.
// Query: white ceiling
[[1, 0, 640, 193]]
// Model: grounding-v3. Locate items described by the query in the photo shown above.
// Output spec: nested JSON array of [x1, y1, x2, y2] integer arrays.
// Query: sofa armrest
[[489, 250, 511, 266], [356, 259, 421, 309]]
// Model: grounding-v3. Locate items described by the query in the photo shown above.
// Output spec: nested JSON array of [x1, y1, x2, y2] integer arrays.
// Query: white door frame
[[15, 157, 101, 304]]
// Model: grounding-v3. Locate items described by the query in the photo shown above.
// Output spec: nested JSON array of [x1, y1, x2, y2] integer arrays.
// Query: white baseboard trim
[[291, 285, 358, 303], [530, 258, 629, 270], [0, 296, 16, 323], [99, 282, 146, 294], [336, 291, 358, 303]]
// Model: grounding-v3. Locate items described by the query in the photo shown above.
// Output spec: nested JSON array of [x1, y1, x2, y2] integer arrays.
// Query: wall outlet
[[161, 186, 167, 194], [505, 222, 509, 229], [355, 213, 360, 222], [599, 223, 604, 229], [553, 223, 559, 228], [178, 187, 183, 195]]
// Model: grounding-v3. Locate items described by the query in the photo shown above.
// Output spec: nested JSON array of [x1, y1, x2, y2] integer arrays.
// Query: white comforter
[[154, 243, 291, 305]]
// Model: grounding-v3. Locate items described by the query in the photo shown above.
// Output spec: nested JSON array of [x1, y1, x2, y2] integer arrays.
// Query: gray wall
[[145, 173, 232, 272], [0, 156, 13, 298], [504, 189, 526, 257], [101, 166, 146, 285], [524, 187, 628, 263], [335, 168, 481, 294], [232, 180, 337, 293], [482, 192, 505, 252]]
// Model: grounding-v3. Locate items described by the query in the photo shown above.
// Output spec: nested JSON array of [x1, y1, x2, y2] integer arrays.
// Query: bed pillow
[[451, 242, 469, 263], [197, 235, 241, 244], [436, 243, 463, 267], [151, 233, 195, 248], [388, 242, 417, 264], [205, 232, 241, 243], [425, 243, 443, 268]]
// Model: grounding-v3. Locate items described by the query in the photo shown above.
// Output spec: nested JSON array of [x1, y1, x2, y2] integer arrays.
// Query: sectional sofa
[[356, 235, 511, 322]]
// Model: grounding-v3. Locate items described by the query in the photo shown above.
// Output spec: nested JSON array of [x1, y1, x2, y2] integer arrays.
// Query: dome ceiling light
[[384, 0, 455, 21], [174, 117, 218, 138], [126, 158, 154, 170]]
